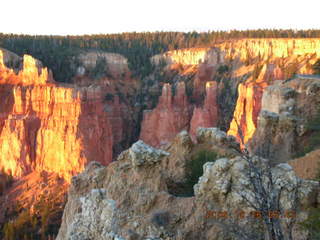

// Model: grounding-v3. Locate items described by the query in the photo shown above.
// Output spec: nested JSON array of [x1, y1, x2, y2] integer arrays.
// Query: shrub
[[104, 93, 114, 101], [183, 150, 218, 196], [300, 208, 320, 239], [3, 210, 37, 240], [151, 211, 170, 227], [1, 193, 64, 240], [295, 108, 320, 157], [217, 65, 229, 75]]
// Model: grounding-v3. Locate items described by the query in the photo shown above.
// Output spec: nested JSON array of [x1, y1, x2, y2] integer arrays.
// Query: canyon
[[145, 39, 320, 147], [0, 37, 320, 239]]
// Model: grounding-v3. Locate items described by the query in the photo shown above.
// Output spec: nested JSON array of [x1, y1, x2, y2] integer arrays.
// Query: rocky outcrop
[[223, 39, 319, 144], [139, 82, 192, 147], [77, 51, 129, 78], [126, 140, 169, 167], [218, 39, 320, 61], [151, 48, 215, 66], [0, 49, 113, 180], [190, 81, 218, 140], [57, 128, 319, 240], [140, 79, 220, 147], [0, 51, 53, 85], [227, 64, 285, 146], [249, 77, 320, 162]]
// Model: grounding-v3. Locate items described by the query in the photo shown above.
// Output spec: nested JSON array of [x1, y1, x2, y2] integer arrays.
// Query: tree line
[[1, 29, 320, 82]]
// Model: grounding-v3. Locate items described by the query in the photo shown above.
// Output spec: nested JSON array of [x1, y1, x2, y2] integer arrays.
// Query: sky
[[0, 0, 319, 35]]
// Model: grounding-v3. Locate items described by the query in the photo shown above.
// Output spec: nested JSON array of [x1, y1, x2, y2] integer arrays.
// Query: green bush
[[295, 109, 320, 157], [3, 210, 37, 240], [104, 93, 114, 101], [1, 193, 64, 240], [184, 150, 218, 196], [300, 208, 320, 239], [217, 65, 229, 75]]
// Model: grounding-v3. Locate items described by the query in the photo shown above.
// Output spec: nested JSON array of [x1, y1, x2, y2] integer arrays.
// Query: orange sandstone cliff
[[227, 64, 284, 145], [139, 82, 192, 147], [190, 81, 218, 141], [221, 39, 319, 144], [0, 49, 113, 181], [140, 80, 220, 147]]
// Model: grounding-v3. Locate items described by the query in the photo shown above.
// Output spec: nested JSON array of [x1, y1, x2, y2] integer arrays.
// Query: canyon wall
[[152, 39, 320, 146], [77, 51, 129, 78], [0, 49, 113, 181], [222, 39, 320, 144], [151, 47, 219, 66], [227, 64, 284, 145]]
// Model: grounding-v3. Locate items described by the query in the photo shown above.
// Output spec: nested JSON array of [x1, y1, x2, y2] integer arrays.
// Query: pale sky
[[1, 0, 319, 35]]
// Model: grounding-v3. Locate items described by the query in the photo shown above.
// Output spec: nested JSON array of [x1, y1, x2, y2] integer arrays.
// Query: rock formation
[[0, 50, 53, 85], [140, 82, 192, 147], [222, 39, 319, 144], [289, 149, 320, 180], [57, 128, 319, 240], [151, 48, 214, 66], [190, 81, 218, 141], [227, 64, 285, 145], [2, 38, 320, 239], [77, 51, 129, 78], [0, 49, 113, 180], [249, 77, 320, 162], [140, 80, 221, 147]]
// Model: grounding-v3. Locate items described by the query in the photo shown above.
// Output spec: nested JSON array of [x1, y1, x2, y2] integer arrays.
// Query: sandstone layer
[[189, 81, 218, 141], [139, 82, 192, 147], [77, 51, 129, 78], [0, 49, 113, 180]]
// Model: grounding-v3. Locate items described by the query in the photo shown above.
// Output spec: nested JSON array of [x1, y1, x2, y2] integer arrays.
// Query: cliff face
[[189, 81, 218, 140], [0, 50, 53, 85], [226, 64, 283, 145], [140, 79, 220, 147], [140, 82, 192, 147], [0, 49, 113, 180], [222, 39, 319, 144], [77, 51, 129, 78], [151, 48, 212, 66]]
